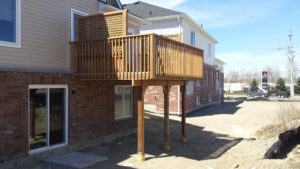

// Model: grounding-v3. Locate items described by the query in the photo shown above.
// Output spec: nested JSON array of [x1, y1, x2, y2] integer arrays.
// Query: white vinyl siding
[[208, 43, 211, 57], [0, 0, 99, 73]]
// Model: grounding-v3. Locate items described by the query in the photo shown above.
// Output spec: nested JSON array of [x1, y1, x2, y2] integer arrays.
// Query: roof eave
[[145, 14, 184, 21], [182, 14, 218, 44]]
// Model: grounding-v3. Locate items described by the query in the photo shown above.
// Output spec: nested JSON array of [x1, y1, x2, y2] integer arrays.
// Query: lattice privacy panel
[[77, 10, 127, 41]]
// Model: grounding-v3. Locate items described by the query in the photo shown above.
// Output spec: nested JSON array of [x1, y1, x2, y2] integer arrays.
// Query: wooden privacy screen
[[77, 10, 128, 41]]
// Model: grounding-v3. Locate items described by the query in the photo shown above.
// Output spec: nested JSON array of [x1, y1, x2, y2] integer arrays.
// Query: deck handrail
[[70, 33, 203, 81]]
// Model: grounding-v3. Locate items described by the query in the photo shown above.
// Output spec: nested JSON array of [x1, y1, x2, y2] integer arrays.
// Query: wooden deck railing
[[70, 34, 203, 81]]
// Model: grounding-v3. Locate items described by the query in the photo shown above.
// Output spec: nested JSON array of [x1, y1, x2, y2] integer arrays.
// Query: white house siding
[[140, 19, 180, 35], [181, 21, 215, 66], [0, 0, 99, 73], [140, 18, 215, 66]]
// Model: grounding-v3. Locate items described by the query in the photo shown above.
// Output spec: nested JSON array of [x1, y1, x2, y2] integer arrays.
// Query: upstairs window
[[71, 9, 88, 41], [208, 43, 212, 57], [191, 31, 195, 46], [0, 0, 21, 48]]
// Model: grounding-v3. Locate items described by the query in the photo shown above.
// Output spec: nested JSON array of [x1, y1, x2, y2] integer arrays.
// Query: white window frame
[[71, 8, 88, 41], [0, 0, 21, 48], [115, 85, 133, 120], [28, 85, 68, 155]]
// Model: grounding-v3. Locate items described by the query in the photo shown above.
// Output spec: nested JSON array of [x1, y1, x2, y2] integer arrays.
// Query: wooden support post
[[180, 83, 187, 143], [163, 85, 171, 150], [137, 83, 146, 161]]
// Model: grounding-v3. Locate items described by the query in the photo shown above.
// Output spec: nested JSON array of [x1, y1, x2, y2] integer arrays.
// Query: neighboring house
[[124, 1, 225, 113], [0, 0, 204, 163]]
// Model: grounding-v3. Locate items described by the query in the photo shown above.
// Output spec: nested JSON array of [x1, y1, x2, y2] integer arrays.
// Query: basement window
[[196, 96, 201, 106], [115, 86, 133, 119]]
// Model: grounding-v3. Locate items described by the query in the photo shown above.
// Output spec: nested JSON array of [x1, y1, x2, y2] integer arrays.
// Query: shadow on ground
[[87, 112, 242, 169], [187, 100, 244, 118]]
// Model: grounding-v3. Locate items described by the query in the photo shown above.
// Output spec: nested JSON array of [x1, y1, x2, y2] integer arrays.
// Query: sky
[[121, 0, 300, 77]]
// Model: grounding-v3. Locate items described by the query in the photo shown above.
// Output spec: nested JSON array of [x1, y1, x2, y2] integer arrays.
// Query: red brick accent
[[144, 64, 224, 112], [0, 71, 138, 163]]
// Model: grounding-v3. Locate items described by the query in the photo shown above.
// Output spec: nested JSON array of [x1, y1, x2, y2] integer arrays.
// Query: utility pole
[[288, 31, 296, 99]]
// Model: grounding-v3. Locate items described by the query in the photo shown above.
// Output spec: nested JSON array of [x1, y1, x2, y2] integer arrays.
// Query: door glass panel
[[123, 87, 132, 117], [49, 88, 65, 146], [115, 87, 123, 119], [29, 89, 47, 150]]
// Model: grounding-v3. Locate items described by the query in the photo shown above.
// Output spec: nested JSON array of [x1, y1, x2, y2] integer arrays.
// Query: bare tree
[[264, 65, 281, 84]]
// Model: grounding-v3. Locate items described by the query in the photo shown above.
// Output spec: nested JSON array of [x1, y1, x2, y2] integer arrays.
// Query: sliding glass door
[[29, 85, 68, 152]]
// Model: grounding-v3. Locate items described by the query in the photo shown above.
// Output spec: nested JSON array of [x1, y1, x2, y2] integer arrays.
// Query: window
[[211, 72, 214, 84], [0, 0, 21, 48], [216, 72, 219, 81], [206, 71, 209, 85], [196, 96, 201, 106], [191, 31, 195, 46], [128, 28, 135, 35], [29, 85, 68, 153], [115, 86, 133, 119], [187, 81, 194, 95], [208, 43, 211, 57], [71, 9, 88, 41], [208, 95, 212, 103], [196, 80, 201, 87]]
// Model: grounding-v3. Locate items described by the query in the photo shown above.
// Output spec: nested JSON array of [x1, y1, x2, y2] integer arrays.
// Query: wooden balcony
[[70, 33, 203, 81]]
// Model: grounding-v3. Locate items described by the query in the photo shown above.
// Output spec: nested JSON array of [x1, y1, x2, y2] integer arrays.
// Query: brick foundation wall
[[0, 71, 138, 163], [144, 64, 224, 112]]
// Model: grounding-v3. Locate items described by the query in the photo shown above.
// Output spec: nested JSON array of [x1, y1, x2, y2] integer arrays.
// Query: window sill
[[0, 41, 21, 48]]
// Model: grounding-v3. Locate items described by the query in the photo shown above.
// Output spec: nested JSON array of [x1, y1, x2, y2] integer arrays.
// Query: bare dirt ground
[[17, 100, 300, 169]]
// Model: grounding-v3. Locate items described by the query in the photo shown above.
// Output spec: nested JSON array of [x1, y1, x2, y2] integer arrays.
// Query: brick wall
[[0, 71, 138, 163], [144, 64, 224, 112]]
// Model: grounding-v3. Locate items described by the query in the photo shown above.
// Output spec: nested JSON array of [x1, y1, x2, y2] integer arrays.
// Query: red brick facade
[[145, 64, 224, 112], [0, 71, 138, 163]]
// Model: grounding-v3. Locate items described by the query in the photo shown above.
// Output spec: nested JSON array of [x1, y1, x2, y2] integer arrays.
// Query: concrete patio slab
[[44, 152, 107, 169]]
